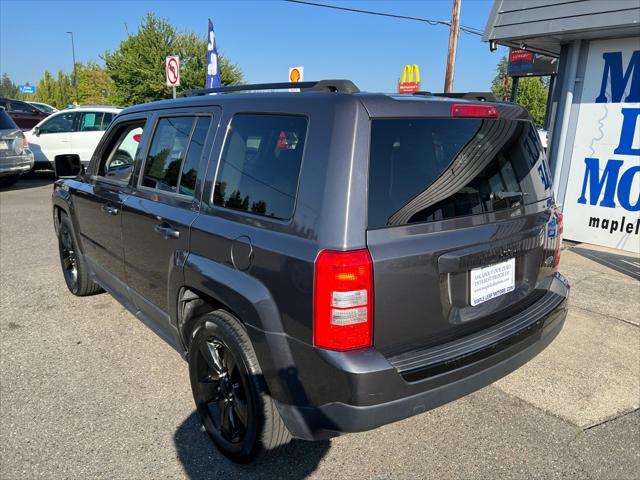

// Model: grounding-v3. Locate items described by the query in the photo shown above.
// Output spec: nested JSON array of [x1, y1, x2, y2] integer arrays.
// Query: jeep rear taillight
[[22, 134, 28, 149], [554, 208, 564, 272], [314, 249, 373, 351]]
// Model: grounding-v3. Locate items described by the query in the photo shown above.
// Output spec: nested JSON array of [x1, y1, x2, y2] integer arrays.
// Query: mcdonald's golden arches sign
[[398, 64, 420, 93]]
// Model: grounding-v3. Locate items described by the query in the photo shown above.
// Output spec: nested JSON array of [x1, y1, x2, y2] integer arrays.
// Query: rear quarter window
[[213, 114, 307, 220], [368, 118, 551, 228]]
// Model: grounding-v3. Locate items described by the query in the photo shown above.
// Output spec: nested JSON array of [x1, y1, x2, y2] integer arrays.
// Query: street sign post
[[166, 56, 180, 98], [18, 85, 36, 94], [398, 64, 420, 93], [288, 66, 304, 92]]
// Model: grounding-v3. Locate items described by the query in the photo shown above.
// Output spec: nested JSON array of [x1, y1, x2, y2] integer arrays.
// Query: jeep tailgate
[[365, 116, 560, 357]]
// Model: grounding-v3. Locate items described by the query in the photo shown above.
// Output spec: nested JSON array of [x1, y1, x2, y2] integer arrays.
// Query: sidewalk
[[494, 242, 639, 430]]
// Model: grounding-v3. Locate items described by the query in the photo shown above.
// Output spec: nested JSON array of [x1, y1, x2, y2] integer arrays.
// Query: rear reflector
[[554, 208, 564, 271], [451, 103, 499, 119], [314, 249, 373, 351]]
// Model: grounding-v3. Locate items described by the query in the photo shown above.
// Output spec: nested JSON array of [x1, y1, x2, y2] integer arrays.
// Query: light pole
[[66, 31, 79, 104]]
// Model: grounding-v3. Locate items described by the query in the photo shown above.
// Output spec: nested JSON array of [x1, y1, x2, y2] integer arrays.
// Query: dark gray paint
[[51, 90, 569, 440]]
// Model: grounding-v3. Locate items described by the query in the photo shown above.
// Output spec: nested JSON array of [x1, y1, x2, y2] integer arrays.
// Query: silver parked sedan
[[0, 108, 34, 187]]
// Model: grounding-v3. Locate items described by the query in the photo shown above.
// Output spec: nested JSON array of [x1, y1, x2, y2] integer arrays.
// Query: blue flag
[[206, 19, 221, 89]]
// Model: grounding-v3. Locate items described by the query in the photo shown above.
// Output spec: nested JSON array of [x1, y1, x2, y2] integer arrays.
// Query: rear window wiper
[[490, 191, 528, 202]]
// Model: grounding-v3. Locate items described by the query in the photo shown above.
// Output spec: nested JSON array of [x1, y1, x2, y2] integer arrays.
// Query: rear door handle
[[102, 205, 119, 216], [154, 223, 180, 240]]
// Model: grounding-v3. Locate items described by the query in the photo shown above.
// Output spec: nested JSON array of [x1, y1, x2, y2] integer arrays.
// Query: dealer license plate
[[470, 258, 515, 306]]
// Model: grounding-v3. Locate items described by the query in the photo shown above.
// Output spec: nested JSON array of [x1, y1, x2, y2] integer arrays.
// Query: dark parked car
[[51, 80, 569, 463], [0, 108, 34, 187], [0, 97, 50, 129]]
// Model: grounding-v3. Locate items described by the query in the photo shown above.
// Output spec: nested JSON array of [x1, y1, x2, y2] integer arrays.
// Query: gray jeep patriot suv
[[52, 80, 569, 463]]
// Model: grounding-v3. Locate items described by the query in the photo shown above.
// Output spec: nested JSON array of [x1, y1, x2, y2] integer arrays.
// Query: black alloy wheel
[[188, 311, 291, 463], [59, 223, 78, 291], [192, 336, 253, 451], [56, 213, 102, 297]]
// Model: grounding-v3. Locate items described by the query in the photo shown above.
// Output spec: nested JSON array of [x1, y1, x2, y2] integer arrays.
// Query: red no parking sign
[[166, 56, 180, 87]]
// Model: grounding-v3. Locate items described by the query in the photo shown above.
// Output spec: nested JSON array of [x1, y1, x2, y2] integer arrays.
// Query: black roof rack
[[423, 92, 499, 102], [183, 79, 360, 97]]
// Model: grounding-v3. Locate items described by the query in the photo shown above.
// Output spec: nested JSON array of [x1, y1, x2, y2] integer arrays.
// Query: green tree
[[77, 62, 115, 105], [490, 55, 549, 128], [32, 70, 58, 107], [104, 13, 243, 106], [0, 73, 19, 98], [54, 70, 74, 108]]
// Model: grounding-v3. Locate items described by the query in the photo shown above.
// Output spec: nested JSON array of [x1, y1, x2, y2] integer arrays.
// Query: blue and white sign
[[18, 85, 35, 94], [562, 37, 640, 253], [206, 19, 221, 89]]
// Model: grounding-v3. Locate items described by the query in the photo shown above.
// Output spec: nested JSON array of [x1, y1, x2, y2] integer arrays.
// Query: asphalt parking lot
[[1, 172, 639, 479]]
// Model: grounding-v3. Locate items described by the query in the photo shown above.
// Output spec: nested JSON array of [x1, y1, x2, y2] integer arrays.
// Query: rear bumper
[[265, 273, 569, 440], [0, 151, 34, 176]]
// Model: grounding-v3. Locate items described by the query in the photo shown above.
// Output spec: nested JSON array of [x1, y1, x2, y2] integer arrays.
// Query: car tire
[[0, 174, 20, 188], [188, 310, 291, 463], [57, 213, 103, 296]]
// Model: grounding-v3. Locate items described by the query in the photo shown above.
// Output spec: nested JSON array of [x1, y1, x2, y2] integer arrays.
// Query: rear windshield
[[368, 118, 551, 228], [0, 110, 17, 129]]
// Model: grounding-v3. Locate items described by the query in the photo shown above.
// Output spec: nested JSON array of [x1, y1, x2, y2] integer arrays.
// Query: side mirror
[[55, 155, 83, 178], [33, 126, 40, 136]]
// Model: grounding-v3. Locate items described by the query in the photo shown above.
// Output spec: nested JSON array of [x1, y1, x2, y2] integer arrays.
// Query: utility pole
[[66, 31, 79, 104], [444, 0, 461, 93]]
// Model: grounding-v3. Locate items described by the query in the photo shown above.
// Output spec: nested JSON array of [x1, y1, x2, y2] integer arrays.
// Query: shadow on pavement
[[0, 170, 56, 192], [571, 246, 640, 281], [174, 411, 331, 480], [174, 411, 330, 479]]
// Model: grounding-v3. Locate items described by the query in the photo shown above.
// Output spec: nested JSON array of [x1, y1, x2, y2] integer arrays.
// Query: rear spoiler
[[415, 92, 499, 102]]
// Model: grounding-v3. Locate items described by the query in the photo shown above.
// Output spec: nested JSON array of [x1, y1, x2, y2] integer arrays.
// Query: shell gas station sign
[[398, 64, 420, 93], [289, 66, 304, 92]]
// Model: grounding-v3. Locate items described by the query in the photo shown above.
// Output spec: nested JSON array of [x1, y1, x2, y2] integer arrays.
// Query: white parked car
[[26, 106, 122, 171]]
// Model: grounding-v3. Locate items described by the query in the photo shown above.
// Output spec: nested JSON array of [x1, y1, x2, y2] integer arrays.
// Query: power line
[[283, 0, 483, 36]]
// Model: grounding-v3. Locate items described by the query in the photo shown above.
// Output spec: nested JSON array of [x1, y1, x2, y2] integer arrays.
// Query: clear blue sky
[[0, 0, 507, 93]]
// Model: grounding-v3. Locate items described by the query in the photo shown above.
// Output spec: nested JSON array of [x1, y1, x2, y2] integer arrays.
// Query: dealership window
[[213, 114, 307, 220]]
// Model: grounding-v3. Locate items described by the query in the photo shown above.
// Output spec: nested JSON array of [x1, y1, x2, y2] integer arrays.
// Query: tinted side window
[[178, 117, 210, 197], [9, 101, 38, 113], [79, 112, 113, 132], [102, 113, 115, 130], [39, 113, 75, 134], [142, 117, 194, 193], [213, 115, 307, 220]]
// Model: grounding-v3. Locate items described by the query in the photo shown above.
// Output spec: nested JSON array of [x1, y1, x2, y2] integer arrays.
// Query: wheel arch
[[179, 254, 294, 404], [52, 190, 84, 255]]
